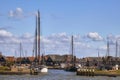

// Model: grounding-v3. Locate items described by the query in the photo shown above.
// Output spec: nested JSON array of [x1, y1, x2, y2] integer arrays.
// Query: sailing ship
[[65, 35, 77, 72], [32, 10, 48, 73]]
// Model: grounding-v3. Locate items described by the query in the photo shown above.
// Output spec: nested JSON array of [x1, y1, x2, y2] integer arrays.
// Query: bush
[[0, 66, 11, 71]]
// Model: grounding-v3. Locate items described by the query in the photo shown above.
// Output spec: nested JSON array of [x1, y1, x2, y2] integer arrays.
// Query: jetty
[[76, 68, 95, 76], [76, 68, 120, 77]]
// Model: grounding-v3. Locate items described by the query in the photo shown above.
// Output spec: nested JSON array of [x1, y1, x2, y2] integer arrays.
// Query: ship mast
[[35, 15, 38, 60], [38, 10, 40, 64], [71, 35, 75, 67], [116, 40, 118, 57], [34, 10, 41, 64], [20, 42, 22, 65]]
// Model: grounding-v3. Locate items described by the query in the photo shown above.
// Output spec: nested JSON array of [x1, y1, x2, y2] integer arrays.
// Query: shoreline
[[0, 71, 120, 77], [0, 71, 30, 75], [77, 70, 120, 77], [0, 67, 120, 77]]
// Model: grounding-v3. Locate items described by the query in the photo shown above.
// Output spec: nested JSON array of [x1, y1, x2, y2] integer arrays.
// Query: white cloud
[[21, 33, 32, 39], [106, 34, 120, 45], [0, 31, 113, 57], [0, 29, 13, 37], [87, 32, 103, 41], [0, 30, 108, 58], [19, 33, 34, 43], [42, 37, 51, 44], [11, 38, 20, 43], [8, 8, 38, 20], [0, 30, 33, 44], [0, 30, 34, 56], [40, 33, 92, 55], [9, 7, 24, 19], [99, 45, 107, 50], [16, 8, 23, 13], [0, 29, 20, 44]]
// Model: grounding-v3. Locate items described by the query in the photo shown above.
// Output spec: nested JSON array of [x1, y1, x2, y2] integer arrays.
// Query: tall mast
[[71, 35, 75, 66], [35, 15, 38, 59], [37, 10, 40, 64], [20, 42, 22, 65], [15, 50, 17, 65]]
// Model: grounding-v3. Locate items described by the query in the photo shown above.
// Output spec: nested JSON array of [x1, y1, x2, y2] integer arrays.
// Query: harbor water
[[0, 69, 120, 80]]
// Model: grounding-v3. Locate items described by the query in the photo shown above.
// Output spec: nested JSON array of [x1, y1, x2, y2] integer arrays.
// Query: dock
[[76, 68, 120, 77], [76, 68, 94, 76]]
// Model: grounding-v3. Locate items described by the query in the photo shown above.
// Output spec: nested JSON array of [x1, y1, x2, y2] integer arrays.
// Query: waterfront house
[[79, 56, 120, 70], [46, 54, 66, 66], [45, 54, 78, 66]]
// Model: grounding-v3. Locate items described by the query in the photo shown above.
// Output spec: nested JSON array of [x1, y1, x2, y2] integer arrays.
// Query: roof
[[6, 56, 15, 62], [47, 55, 66, 62], [28, 57, 35, 62]]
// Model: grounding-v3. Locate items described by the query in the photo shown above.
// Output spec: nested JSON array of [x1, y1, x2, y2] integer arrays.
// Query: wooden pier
[[76, 68, 95, 76], [77, 68, 120, 77]]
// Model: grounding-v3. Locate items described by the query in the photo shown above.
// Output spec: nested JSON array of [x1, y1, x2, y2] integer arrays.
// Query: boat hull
[[40, 67, 48, 73]]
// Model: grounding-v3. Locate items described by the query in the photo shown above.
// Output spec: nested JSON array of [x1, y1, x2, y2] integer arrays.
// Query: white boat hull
[[40, 67, 48, 73]]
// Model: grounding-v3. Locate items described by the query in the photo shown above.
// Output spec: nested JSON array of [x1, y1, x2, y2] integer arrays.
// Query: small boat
[[39, 65, 48, 73], [65, 66, 77, 72], [31, 65, 48, 74]]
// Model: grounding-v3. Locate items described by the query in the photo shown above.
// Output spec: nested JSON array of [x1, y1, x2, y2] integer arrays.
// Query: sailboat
[[32, 10, 48, 73], [65, 35, 77, 72]]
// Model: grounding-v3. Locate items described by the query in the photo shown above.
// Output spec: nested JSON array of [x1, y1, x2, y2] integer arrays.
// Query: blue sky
[[0, 0, 120, 58]]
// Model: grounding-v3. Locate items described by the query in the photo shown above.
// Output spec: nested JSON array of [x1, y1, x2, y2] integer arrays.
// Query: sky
[[0, 0, 120, 58]]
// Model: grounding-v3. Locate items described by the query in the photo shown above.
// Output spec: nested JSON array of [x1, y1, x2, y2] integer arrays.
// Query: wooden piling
[[76, 68, 95, 76]]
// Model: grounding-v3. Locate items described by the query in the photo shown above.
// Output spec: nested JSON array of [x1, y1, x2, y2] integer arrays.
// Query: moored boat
[[31, 10, 48, 74], [65, 36, 77, 72], [40, 65, 48, 73]]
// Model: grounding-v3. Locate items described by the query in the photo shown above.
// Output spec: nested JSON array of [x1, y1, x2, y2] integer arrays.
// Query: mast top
[[37, 10, 40, 17]]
